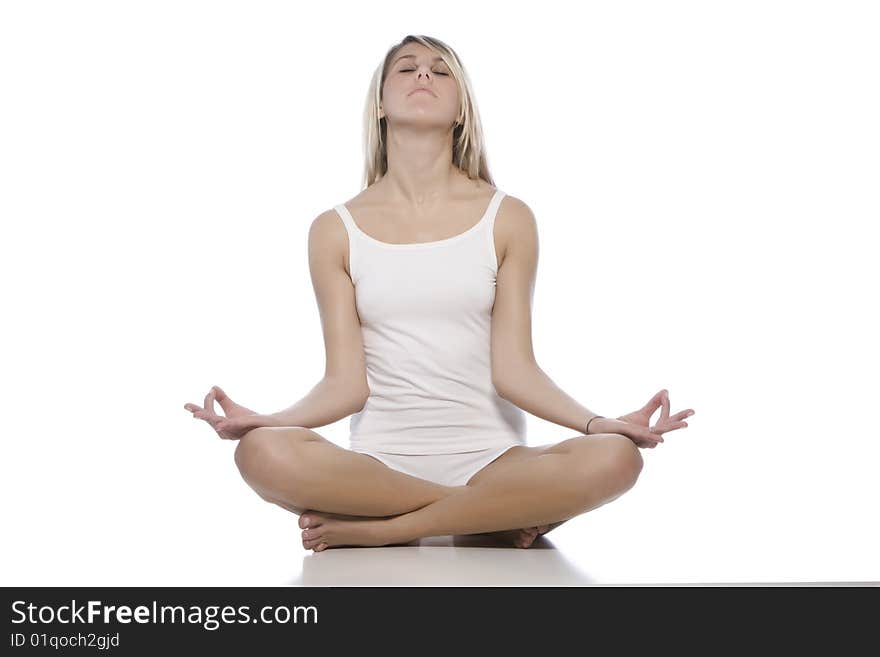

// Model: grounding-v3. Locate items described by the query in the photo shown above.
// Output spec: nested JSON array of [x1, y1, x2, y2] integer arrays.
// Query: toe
[[300, 513, 326, 529], [302, 528, 324, 542], [303, 537, 323, 550]]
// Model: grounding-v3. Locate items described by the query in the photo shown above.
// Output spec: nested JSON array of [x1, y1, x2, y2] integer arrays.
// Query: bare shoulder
[[309, 205, 341, 232], [495, 193, 539, 267], [497, 193, 538, 231], [308, 208, 348, 272]]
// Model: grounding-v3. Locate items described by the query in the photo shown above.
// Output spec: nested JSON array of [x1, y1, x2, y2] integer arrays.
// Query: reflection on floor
[[289, 533, 595, 587]]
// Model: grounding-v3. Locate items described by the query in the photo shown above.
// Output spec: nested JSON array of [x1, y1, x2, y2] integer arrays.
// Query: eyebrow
[[392, 54, 446, 66]]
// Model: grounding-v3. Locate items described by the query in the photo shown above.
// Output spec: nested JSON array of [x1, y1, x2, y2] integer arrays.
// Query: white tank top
[[333, 188, 527, 454]]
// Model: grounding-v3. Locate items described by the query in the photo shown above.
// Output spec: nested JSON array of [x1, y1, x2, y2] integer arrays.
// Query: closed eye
[[400, 68, 449, 76]]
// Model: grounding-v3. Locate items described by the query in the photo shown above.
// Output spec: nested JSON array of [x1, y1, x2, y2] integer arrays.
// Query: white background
[[1, 0, 877, 585]]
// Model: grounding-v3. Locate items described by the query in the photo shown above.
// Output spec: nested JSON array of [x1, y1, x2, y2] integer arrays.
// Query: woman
[[184, 35, 695, 552]]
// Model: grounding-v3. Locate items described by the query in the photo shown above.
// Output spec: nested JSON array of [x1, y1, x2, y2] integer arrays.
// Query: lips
[[409, 88, 435, 96]]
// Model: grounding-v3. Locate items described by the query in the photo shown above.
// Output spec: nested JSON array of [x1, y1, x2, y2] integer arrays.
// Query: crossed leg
[[233, 426, 644, 552], [459, 440, 581, 547], [298, 432, 643, 550], [233, 426, 466, 519]]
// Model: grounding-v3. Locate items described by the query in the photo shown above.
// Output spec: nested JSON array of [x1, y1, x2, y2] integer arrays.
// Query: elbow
[[492, 358, 537, 401], [351, 386, 370, 413], [492, 376, 510, 401], [330, 374, 369, 414]]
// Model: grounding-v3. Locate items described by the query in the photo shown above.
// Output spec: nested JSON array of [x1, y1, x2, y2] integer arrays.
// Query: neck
[[380, 124, 460, 205]]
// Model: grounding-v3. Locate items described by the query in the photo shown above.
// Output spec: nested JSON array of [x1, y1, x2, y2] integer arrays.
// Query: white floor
[[292, 535, 596, 587], [291, 536, 879, 587]]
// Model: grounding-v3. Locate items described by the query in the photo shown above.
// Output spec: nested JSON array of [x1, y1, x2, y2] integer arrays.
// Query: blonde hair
[[361, 35, 495, 189]]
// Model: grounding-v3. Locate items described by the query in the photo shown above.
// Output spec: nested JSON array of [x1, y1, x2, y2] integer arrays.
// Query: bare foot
[[298, 511, 392, 552], [298, 512, 564, 551], [484, 519, 570, 548], [478, 524, 549, 548]]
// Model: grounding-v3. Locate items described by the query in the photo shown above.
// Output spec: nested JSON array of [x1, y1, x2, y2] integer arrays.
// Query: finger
[[664, 420, 688, 431], [654, 422, 685, 434], [672, 409, 694, 422], [213, 385, 232, 411], [644, 389, 665, 413], [184, 403, 203, 414], [194, 410, 222, 430], [640, 427, 663, 443], [660, 390, 670, 421], [204, 388, 217, 415]]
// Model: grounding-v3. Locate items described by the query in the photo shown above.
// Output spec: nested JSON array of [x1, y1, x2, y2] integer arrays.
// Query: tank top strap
[[484, 189, 506, 273], [334, 203, 360, 239], [484, 189, 506, 230], [334, 203, 361, 282]]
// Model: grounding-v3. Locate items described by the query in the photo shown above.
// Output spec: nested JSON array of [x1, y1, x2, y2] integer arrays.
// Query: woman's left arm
[[490, 196, 603, 435], [490, 198, 690, 447]]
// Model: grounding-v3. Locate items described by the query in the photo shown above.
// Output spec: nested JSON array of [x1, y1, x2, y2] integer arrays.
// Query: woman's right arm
[[261, 209, 369, 428]]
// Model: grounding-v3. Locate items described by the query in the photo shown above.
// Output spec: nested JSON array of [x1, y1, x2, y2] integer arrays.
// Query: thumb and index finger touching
[[184, 386, 231, 418], [646, 389, 670, 437], [642, 388, 667, 413], [660, 389, 670, 421]]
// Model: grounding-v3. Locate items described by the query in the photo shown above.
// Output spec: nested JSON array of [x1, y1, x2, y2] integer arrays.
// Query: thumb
[[212, 386, 238, 413]]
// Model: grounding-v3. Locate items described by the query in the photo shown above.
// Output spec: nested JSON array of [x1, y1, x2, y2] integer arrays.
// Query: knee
[[233, 427, 312, 484], [599, 434, 644, 489], [234, 428, 272, 482], [570, 434, 643, 495]]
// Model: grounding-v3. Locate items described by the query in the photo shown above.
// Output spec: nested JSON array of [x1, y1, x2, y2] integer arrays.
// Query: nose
[[412, 63, 432, 80]]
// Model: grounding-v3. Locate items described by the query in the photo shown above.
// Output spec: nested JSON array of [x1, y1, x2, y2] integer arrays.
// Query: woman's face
[[379, 43, 460, 129]]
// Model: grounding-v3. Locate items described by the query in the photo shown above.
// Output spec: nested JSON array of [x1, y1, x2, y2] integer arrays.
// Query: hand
[[587, 416, 666, 449], [603, 388, 695, 449], [183, 385, 266, 441]]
